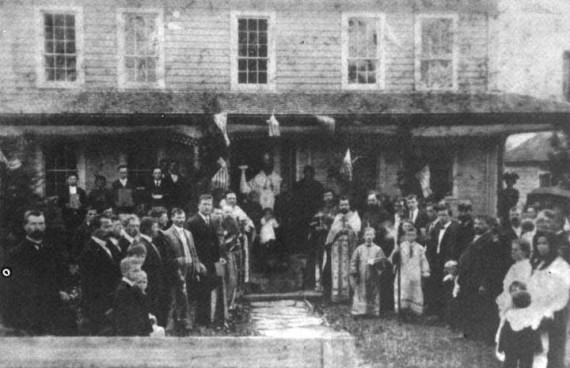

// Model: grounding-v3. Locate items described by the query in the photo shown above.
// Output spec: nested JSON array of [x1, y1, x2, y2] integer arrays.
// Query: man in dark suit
[[147, 167, 168, 210], [499, 206, 523, 272], [163, 208, 203, 335], [79, 214, 121, 335], [111, 165, 136, 214], [456, 201, 475, 256], [164, 161, 190, 212], [426, 204, 459, 318], [88, 175, 114, 214], [406, 194, 429, 238], [118, 215, 140, 259], [2, 210, 69, 335], [59, 173, 88, 232], [71, 207, 98, 262], [187, 194, 223, 326], [138, 217, 166, 325], [456, 215, 505, 342]]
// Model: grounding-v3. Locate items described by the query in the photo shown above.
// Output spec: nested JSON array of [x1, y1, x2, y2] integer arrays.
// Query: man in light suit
[[187, 194, 223, 326], [163, 208, 204, 335]]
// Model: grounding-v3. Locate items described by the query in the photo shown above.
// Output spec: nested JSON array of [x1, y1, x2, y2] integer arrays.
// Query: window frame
[[44, 142, 78, 198], [414, 13, 459, 91], [230, 11, 276, 92], [341, 12, 385, 90], [35, 6, 84, 89], [117, 8, 165, 89]]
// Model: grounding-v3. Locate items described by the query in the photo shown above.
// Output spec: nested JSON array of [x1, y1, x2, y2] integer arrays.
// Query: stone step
[[243, 291, 323, 302]]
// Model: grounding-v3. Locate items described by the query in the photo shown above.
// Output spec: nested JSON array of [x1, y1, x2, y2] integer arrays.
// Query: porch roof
[[0, 92, 567, 138]]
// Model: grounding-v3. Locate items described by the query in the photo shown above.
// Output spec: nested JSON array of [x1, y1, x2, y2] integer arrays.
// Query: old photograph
[[0, 0, 570, 367]]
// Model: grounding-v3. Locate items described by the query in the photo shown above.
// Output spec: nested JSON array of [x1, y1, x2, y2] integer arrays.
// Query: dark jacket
[[427, 220, 460, 270], [113, 280, 153, 336], [164, 174, 190, 210], [111, 179, 136, 211], [146, 178, 169, 208], [79, 237, 121, 324], [138, 236, 165, 315], [457, 231, 504, 298], [88, 187, 114, 213], [187, 214, 220, 277], [3, 238, 66, 334]]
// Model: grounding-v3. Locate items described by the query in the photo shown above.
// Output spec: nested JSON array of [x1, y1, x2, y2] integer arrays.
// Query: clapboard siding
[[0, 0, 494, 113]]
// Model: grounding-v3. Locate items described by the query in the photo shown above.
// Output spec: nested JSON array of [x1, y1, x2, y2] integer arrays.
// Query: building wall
[[0, 0, 493, 114], [496, 0, 570, 100], [504, 163, 549, 206]]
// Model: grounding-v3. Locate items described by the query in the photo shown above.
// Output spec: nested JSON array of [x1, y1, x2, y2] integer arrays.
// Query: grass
[[319, 303, 502, 368]]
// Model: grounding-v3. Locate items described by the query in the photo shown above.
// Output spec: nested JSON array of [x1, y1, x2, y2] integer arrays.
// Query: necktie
[[205, 216, 210, 226]]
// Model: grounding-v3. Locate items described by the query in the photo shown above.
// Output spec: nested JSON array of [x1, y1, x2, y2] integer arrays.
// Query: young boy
[[113, 258, 153, 336], [497, 282, 542, 368]]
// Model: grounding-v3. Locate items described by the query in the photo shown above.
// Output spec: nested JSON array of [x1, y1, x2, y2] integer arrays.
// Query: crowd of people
[[1, 161, 569, 368]]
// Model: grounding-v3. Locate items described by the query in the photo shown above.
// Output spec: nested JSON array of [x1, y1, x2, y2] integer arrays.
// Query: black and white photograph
[[1, 0, 570, 367]]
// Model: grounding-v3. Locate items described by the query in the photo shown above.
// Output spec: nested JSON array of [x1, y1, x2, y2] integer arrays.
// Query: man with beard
[[2, 210, 69, 335], [79, 214, 121, 335], [118, 215, 140, 259], [240, 152, 282, 210], [323, 196, 361, 302], [187, 195, 223, 326], [292, 166, 324, 253], [456, 202, 474, 257], [361, 191, 390, 242], [456, 215, 504, 342]]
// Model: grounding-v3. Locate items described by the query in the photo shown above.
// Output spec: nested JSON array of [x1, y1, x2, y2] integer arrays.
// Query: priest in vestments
[[324, 196, 361, 302]]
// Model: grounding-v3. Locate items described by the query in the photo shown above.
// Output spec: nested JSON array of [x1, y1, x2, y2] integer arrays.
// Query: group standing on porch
[[0, 154, 569, 368]]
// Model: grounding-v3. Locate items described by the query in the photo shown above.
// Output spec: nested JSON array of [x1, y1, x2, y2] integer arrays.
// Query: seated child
[[497, 283, 542, 368], [113, 258, 153, 336]]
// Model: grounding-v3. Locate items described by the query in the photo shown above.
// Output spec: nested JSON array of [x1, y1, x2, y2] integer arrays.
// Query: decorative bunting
[[340, 149, 353, 182], [415, 164, 432, 198], [212, 157, 230, 190], [315, 115, 335, 133], [266, 114, 281, 137], [213, 112, 230, 146]]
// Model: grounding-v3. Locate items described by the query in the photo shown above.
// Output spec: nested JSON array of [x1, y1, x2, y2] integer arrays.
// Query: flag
[[212, 157, 229, 190], [415, 164, 432, 198], [315, 115, 335, 133], [213, 112, 230, 146], [267, 114, 281, 137], [340, 149, 353, 181]]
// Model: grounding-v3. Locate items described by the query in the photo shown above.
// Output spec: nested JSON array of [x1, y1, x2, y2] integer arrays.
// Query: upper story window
[[563, 51, 570, 102], [36, 8, 84, 88], [117, 9, 165, 89], [341, 14, 384, 90], [230, 12, 276, 91], [415, 14, 458, 91]]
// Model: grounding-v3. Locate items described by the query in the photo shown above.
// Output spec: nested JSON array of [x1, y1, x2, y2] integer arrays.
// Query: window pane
[[65, 14, 75, 27], [47, 68, 56, 81], [55, 27, 65, 41], [238, 31, 247, 45], [258, 59, 267, 72], [45, 56, 55, 68], [248, 70, 257, 84], [45, 41, 54, 53], [238, 19, 247, 31], [420, 59, 452, 88], [247, 18, 257, 31], [66, 28, 75, 42], [54, 14, 64, 27], [258, 19, 267, 32], [65, 41, 75, 54], [55, 41, 65, 54], [238, 59, 247, 72], [238, 45, 248, 57], [421, 18, 453, 57], [238, 72, 247, 83], [258, 72, 267, 84], [44, 13, 53, 27], [348, 62, 357, 83], [247, 59, 257, 74], [66, 56, 76, 70], [259, 45, 267, 57]]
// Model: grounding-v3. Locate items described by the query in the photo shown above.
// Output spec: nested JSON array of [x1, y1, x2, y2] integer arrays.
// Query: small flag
[[267, 114, 281, 137], [315, 115, 335, 133], [213, 112, 230, 146], [340, 149, 353, 182], [415, 164, 432, 198], [212, 157, 229, 190]]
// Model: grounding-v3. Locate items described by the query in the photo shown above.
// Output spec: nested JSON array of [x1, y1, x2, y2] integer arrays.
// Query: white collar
[[441, 221, 451, 230], [69, 186, 77, 194], [140, 233, 152, 243], [119, 178, 128, 185], [199, 212, 210, 222], [123, 232, 135, 244], [122, 277, 135, 286], [174, 225, 185, 233], [91, 236, 107, 247]]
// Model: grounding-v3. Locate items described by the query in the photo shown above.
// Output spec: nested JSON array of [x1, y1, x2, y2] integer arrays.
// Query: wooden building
[[1, 0, 569, 216]]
